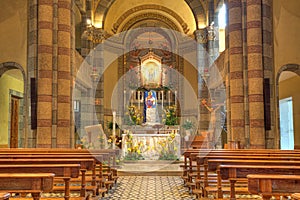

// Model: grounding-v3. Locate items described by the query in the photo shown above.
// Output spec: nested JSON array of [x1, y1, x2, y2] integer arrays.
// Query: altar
[[122, 132, 181, 160]]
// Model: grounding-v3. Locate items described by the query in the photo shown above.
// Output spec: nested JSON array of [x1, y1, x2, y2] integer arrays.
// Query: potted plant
[[182, 119, 195, 141]]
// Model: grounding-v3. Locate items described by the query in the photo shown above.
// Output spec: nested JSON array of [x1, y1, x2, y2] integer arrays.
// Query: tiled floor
[[102, 176, 196, 200]]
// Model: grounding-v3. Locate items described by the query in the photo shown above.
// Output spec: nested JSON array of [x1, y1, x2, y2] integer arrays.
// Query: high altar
[[121, 51, 180, 160]]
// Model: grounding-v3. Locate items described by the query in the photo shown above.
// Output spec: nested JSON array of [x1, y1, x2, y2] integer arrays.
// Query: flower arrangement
[[126, 105, 143, 125], [80, 136, 95, 149], [156, 132, 178, 160], [163, 105, 178, 126], [123, 130, 145, 160]]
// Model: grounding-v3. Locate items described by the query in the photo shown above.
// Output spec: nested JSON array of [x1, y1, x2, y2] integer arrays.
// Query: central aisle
[[102, 176, 196, 200]]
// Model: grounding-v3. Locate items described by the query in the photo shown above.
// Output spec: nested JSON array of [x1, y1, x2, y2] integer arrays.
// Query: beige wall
[[103, 59, 119, 112], [273, 0, 300, 73], [0, 73, 24, 145], [183, 59, 198, 110], [279, 75, 300, 148], [0, 0, 27, 72]]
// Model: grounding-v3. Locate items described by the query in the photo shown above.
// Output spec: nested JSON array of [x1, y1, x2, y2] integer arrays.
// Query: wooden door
[[10, 96, 19, 148]]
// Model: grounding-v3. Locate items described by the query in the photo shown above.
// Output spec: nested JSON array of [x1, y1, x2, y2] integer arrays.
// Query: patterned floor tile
[[102, 176, 197, 200]]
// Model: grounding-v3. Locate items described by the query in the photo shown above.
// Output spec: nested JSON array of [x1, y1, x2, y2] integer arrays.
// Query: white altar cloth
[[122, 133, 181, 160]]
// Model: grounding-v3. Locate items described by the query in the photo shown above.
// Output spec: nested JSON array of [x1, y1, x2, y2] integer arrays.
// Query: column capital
[[207, 25, 216, 41], [82, 26, 108, 44], [194, 28, 208, 44]]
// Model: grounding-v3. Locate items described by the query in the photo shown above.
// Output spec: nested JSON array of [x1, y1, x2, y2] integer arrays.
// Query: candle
[[138, 91, 140, 110], [112, 111, 116, 149], [124, 90, 126, 112], [131, 90, 133, 106], [168, 91, 171, 106], [175, 90, 177, 108], [161, 91, 164, 110]]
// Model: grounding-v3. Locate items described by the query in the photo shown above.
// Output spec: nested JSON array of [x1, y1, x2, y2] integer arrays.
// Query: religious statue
[[145, 91, 156, 108]]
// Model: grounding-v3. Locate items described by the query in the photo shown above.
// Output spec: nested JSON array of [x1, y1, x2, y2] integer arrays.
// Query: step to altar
[[117, 160, 183, 176]]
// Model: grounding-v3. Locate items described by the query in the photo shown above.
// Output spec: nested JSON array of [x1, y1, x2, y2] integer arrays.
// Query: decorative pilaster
[[56, 0, 72, 148], [36, 0, 54, 148], [262, 0, 275, 148], [247, 0, 265, 148], [228, 0, 245, 147], [27, 0, 38, 147]]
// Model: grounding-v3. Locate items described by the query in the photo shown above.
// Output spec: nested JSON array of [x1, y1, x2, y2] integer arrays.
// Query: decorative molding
[[121, 13, 180, 33]]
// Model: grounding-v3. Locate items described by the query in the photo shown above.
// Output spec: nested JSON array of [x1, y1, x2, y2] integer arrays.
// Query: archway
[[276, 64, 300, 149], [0, 62, 26, 148]]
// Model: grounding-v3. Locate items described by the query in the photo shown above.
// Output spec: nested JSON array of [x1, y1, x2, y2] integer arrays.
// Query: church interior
[[0, 0, 300, 199]]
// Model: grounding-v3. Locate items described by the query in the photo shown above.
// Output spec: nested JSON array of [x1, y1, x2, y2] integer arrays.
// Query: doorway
[[279, 97, 294, 150]]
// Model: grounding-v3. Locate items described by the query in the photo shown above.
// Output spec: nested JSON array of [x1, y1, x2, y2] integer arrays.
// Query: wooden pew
[[0, 151, 114, 196], [203, 157, 300, 196], [218, 165, 300, 200], [0, 164, 80, 200], [191, 154, 300, 198], [0, 193, 10, 200], [292, 193, 300, 200], [247, 174, 300, 200], [0, 158, 97, 197], [0, 173, 54, 200]]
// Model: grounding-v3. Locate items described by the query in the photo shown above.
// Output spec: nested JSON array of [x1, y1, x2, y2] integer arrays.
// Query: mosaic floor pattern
[[102, 176, 196, 200]]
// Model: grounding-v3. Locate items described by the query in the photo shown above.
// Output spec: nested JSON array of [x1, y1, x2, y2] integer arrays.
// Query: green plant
[[182, 119, 195, 130], [163, 105, 178, 126], [106, 121, 119, 130]]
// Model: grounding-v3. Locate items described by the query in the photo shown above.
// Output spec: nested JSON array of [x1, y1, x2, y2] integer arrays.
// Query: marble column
[[247, 0, 265, 148], [36, 0, 54, 148], [194, 29, 209, 132], [56, 0, 72, 148], [228, 0, 245, 147]]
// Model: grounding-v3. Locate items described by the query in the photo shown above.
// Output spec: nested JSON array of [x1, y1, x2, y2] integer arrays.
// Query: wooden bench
[[0, 173, 54, 200], [0, 164, 80, 200], [218, 164, 300, 200], [191, 153, 300, 197], [0, 158, 98, 197], [199, 157, 300, 196], [0, 150, 116, 196], [247, 174, 300, 200]]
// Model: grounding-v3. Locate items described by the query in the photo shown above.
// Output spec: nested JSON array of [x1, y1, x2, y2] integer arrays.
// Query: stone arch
[[0, 62, 27, 148], [275, 64, 300, 149], [94, 0, 117, 27], [184, 0, 206, 27], [110, 4, 190, 34]]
